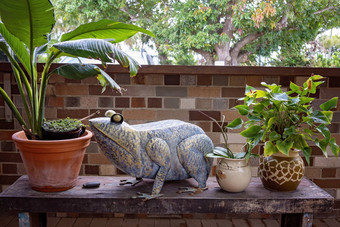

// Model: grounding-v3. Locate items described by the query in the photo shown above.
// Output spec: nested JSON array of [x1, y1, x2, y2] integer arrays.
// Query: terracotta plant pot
[[12, 130, 93, 192], [258, 151, 304, 191], [216, 158, 252, 192]]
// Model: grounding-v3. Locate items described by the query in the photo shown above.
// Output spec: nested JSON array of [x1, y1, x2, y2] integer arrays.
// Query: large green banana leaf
[[0, 23, 31, 74], [52, 39, 140, 76], [50, 64, 121, 93], [53, 39, 114, 63], [61, 20, 155, 42], [0, 0, 55, 52]]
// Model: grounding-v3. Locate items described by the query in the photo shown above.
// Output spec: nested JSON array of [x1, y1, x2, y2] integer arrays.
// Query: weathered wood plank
[[232, 218, 249, 227], [0, 176, 334, 215], [106, 218, 123, 227], [72, 218, 92, 227], [90, 218, 108, 227], [138, 218, 155, 227], [248, 219, 265, 227], [47, 217, 61, 227], [0, 214, 16, 226], [54, 218, 75, 227]]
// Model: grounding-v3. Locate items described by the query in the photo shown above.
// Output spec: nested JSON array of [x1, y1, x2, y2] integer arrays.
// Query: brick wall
[[1, 63, 340, 215]]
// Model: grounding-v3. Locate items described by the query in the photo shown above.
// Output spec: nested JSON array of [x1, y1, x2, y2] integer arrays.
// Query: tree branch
[[121, 6, 137, 22], [238, 50, 252, 63], [222, 0, 236, 39], [230, 32, 264, 58], [314, 6, 338, 15]]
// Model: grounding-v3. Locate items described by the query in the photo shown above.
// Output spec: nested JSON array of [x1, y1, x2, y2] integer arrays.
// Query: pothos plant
[[0, 0, 154, 140], [231, 74, 339, 165], [200, 111, 257, 162]]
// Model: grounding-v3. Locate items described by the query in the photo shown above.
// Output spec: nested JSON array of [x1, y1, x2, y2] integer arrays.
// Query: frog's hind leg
[[177, 134, 214, 193]]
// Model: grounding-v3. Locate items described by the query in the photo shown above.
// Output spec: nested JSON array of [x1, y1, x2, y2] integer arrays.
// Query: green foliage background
[[52, 0, 340, 66]]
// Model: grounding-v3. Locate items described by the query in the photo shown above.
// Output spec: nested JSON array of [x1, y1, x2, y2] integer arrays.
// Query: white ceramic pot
[[216, 158, 251, 192]]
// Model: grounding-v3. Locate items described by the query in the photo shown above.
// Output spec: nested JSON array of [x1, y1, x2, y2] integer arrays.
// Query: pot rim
[[271, 150, 300, 158], [12, 129, 93, 144]]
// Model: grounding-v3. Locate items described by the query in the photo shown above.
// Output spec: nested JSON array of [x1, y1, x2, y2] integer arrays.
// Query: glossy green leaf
[[311, 111, 333, 124], [276, 139, 293, 156], [310, 74, 324, 81], [266, 117, 276, 129], [210, 146, 233, 158], [283, 126, 296, 138], [320, 97, 338, 111], [264, 141, 277, 156], [206, 153, 224, 159], [330, 138, 340, 157], [234, 152, 246, 159], [273, 93, 289, 101], [111, 44, 140, 76], [269, 131, 281, 141], [253, 103, 265, 113], [261, 82, 279, 91], [289, 82, 302, 94], [240, 125, 261, 138], [301, 147, 312, 165], [299, 97, 315, 104], [0, 23, 31, 74], [234, 105, 249, 115], [50, 64, 121, 92], [0, 86, 27, 129], [254, 90, 267, 98], [97, 68, 121, 93], [316, 124, 331, 142], [53, 39, 114, 63], [292, 135, 308, 149], [226, 118, 243, 129], [315, 138, 328, 157], [0, 0, 55, 51], [61, 19, 155, 42]]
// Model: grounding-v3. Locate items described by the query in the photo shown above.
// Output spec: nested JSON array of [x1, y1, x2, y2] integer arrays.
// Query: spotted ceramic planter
[[216, 158, 252, 192], [258, 151, 304, 191]]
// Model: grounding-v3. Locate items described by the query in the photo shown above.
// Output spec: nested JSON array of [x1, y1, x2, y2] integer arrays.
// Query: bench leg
[[281, 213, 313, 227], [18, 213, 47, 227]]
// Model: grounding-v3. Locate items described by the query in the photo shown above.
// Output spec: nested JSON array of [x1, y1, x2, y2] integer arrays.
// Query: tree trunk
[[192, 48, 215, 65], [215, 42, 232, 65]]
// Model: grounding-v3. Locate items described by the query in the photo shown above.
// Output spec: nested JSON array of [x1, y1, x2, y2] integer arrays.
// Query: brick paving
[[1, 214, 340, 227]]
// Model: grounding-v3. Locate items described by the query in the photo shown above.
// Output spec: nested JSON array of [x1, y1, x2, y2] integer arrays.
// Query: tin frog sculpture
[[89, 111, 213, 200]]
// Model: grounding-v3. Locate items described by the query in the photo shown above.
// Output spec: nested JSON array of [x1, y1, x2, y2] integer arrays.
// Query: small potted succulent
[[233, 74, 339, 191], [42, 118, 86, 140], [201, 112, 257, 192]]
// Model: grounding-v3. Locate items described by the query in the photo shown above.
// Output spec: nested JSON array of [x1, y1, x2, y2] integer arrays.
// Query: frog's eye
[[111, 113, 124, 124]]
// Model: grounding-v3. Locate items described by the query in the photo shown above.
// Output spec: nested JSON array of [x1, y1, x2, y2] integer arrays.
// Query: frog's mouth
[[89, 118, 139, 161]]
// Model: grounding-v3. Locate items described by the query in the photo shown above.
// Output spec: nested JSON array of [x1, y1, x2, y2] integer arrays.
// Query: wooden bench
[[0, 175, 334, 227]]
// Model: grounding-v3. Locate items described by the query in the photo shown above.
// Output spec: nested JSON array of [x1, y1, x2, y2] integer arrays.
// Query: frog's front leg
[[134, 137, 171, 200]]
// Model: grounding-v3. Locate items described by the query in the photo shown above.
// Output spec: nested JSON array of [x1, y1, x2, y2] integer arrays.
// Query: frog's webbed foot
[[177, 187, 208, 195], [119, 177, 143, 186], [132, 192, 163, 201]]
